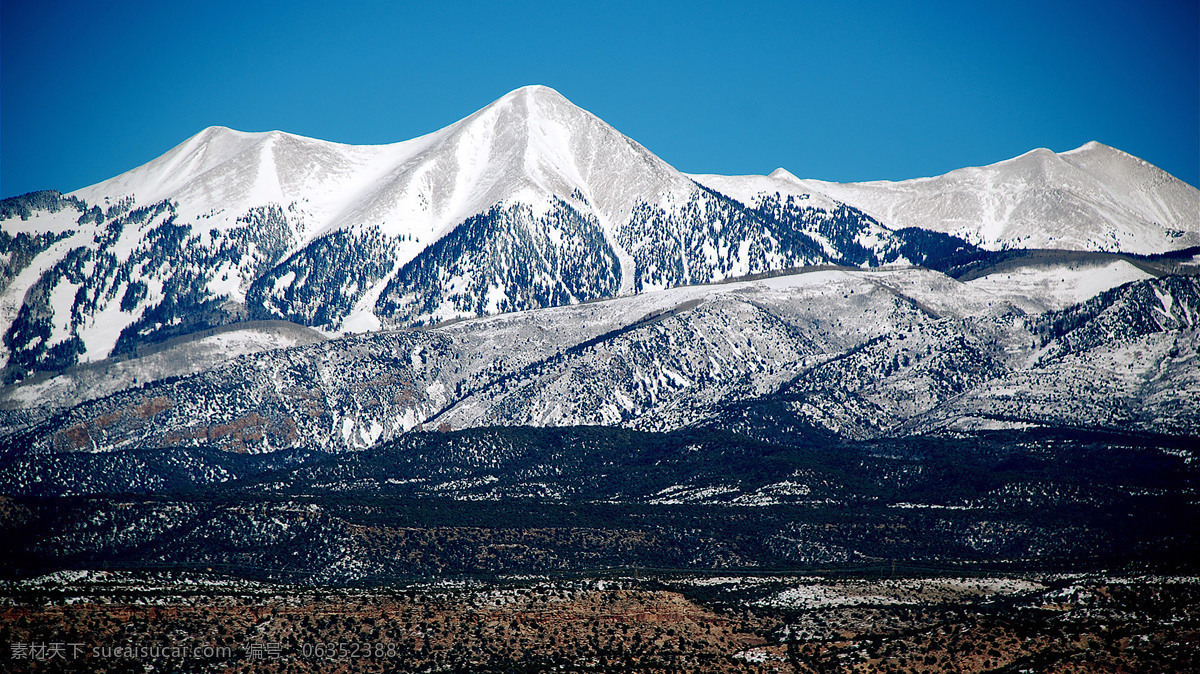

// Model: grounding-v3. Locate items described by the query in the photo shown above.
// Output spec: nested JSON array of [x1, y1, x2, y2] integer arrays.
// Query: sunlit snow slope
[[2, 87, 1196, 385], [784, 142, 1198, 253], [0, 86, 920, 380], [6, 270, 1196, 455]]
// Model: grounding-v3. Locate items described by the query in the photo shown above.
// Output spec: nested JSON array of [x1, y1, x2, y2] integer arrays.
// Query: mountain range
[[1, 85, 1198, 586], [4, 85, 1195, 387]]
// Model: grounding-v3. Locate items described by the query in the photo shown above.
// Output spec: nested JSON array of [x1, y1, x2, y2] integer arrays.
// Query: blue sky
[[2, 0, 1197, 198]]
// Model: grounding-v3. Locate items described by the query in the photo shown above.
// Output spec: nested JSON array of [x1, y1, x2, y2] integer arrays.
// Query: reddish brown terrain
[[2, 573, 1196, 672]]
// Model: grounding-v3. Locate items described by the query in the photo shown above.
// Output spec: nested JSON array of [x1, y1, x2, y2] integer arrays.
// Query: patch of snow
[[966, 259, 1152, 312]]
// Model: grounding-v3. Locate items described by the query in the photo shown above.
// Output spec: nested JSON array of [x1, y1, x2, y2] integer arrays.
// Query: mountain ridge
[[1, 87, 914, 379], [779, 141, 1198, 253], [2, 86, 1196, 383], [2, 89, 1197, 594], [4, 268, 1195, 458]]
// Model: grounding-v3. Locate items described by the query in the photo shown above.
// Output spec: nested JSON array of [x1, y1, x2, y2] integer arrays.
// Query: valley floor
[[2, 571, 1196, 672]]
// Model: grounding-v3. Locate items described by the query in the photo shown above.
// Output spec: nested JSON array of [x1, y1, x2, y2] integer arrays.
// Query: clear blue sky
[[2, 0, 1197, 199]]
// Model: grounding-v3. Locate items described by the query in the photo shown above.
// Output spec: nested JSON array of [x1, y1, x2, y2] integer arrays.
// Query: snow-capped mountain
[[5, 83, 1200, 600], [779, 142, 1199, 253], [0, 86, 948, 382]]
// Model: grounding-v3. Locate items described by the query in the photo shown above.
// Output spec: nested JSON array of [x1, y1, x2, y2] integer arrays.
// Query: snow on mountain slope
[[12, 269, 1196, 456], [1, 321, 324, 413], [903, 275, 1200, 438], [368, 84, 691, 245], [688, 169, 842, 211], [687, 170, 896, 262], [68, 86, 697, 301], [0, 266, 1020, 454], [789, 142, 1199, 254], [430, 267, 1018, 435], [4, 89, 1196, 385], [964, 258, 1153, 313], [690, 169, 1017, 279], [305, 86, 905, 328], [6, 86, 828, 380]]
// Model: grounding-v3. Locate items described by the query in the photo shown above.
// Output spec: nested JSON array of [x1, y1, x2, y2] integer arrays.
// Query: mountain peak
[[502, 84, 567, 102], [792, 141, 1198, 254], [1064, 140, 1110, 154], [484, 85, 577, 120], [188, 125, 285, 146], [411, 82, 687, 227], [1008, 147, 1056, 164], [1059, 140, 1137, 165], [768, 167, 801, 183]]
